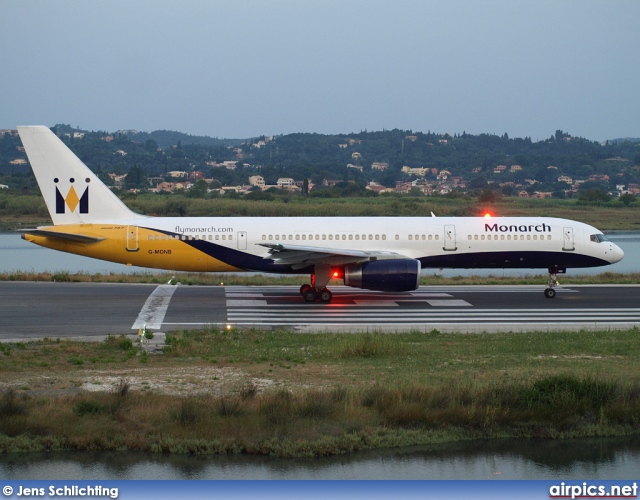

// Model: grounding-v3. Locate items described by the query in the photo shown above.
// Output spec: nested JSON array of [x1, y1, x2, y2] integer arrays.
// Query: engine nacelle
[[344, 259, 421, 292]]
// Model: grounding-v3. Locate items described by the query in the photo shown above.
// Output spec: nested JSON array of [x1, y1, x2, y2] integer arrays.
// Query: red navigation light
[[333, 270, 340, 278], [484, 212, 492, 218]]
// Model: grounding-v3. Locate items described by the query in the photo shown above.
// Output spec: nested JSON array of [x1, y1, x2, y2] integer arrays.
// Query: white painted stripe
[[354, 301, 399, 306], [131, 285, 178, 330], [426, 300, 472, 306], [226, 300, 268, 306], [226, 293, 268, 297]]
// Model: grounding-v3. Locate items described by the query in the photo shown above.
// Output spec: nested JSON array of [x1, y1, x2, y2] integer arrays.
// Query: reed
[[1, 328, 640, 456]]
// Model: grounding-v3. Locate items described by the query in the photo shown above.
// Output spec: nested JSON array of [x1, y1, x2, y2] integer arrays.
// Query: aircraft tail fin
[[17, 126, 142, 225]]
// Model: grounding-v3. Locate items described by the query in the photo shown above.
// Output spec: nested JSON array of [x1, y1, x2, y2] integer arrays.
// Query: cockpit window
[[590, 234, 609, 243]]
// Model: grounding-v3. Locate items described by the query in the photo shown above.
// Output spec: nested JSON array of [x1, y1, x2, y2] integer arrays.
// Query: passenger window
[[229, 235, 233, 240], [395, 235, 399, 240], [382, 235, 386, 240], [148, 235, 152, 240], [355, 235, 360, 240], [375, 235, 379, 240], [342, 235, 346, 240], [349, 234, 353, 240], [409, 235, 413, 241], [481, 235, 485, 240]]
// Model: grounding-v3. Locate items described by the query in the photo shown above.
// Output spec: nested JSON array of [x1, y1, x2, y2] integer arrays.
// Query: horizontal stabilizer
[[21, 228, 105, 244]]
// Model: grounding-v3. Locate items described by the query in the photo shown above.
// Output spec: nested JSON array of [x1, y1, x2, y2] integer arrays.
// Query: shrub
[[0, 390, 26, 417], [73, 400, 107, 417]]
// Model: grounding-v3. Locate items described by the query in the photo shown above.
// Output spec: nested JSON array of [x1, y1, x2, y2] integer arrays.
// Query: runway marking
[[226, 299, 268, 306], [354, 300, 399, 306], [426, 300, 472, 306], [131, 285, 178, 330], [142, 286, 640, 333]]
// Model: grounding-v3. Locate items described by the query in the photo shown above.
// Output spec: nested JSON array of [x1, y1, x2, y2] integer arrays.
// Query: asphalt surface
[[1, 281, 640, 340]]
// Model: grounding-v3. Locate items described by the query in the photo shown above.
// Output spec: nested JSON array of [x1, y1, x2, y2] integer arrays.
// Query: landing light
[[484, 213, 492, 218]]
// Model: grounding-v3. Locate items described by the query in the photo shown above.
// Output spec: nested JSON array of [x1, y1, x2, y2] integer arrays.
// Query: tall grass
[[2, 192, 640, 229], [1, 374, 639, 455]]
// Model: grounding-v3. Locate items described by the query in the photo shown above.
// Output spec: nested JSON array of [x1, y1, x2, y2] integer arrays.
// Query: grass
[[1, 328, 640, 456], [1, 270, 639, 286]]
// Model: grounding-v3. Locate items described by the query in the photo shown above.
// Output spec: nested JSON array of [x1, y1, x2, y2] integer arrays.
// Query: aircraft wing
[[257, 242, 407, 268], [20, 229, 105, 244]]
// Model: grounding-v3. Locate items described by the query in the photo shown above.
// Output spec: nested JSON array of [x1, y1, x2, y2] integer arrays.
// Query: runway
[[2, 282, 640, 339]]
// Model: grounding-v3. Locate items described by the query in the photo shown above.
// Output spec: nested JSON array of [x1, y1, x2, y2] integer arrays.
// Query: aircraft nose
[[611, 243, 624, 263]]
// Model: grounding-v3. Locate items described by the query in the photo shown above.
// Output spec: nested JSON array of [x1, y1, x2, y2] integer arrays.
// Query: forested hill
[[2, 125, 640, 193]]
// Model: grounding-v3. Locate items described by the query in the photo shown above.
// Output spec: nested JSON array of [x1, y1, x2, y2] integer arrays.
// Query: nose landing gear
[[544, 266, 565, 298]]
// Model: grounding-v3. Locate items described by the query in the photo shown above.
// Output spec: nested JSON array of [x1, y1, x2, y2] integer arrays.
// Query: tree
[[124, 165, 145, 189], [578, 188, 611, 203], [188, 179, 208, 198], [478, 189, 497, 203], [619, 193, 636, 206]]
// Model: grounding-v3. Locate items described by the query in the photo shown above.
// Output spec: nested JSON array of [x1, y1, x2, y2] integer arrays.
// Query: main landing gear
[[544, 266, 565, 298], [299, 264, 334, 303], [300, 284, 333, 303]]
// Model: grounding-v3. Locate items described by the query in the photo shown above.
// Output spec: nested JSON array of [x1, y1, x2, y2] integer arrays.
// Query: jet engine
[[344, 259, 421, 292]]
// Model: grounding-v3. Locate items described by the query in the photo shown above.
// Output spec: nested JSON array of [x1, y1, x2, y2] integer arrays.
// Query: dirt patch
[[0, 362, 347, 398]]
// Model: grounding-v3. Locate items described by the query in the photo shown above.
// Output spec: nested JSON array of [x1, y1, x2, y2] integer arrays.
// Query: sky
[[2, 0, 639, 142]]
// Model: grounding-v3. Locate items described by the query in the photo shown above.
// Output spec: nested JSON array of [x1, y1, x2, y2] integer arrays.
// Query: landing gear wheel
[[544, 288, 556, 299], [318, 288, 333, 303], [303, 288, 318, 302], [300, 284, 312, 295]]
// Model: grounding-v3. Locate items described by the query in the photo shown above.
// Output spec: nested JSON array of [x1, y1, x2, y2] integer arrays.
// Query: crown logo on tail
[[55, 177, 89, 214]]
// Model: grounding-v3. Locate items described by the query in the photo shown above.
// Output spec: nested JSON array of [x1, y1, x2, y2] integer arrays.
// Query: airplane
[[16, 125, 624, 303]]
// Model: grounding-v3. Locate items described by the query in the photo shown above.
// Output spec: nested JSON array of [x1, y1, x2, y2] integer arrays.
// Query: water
[[1, 437, 639, 479], [1, 231, 638, 276]]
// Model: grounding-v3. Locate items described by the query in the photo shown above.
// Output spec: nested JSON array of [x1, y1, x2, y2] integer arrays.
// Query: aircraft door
[[126, 225, 139, 252], [563, 227, 575, 251], [443, 224, 457, 251], [237, 231, 247, 250]]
